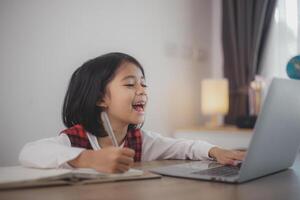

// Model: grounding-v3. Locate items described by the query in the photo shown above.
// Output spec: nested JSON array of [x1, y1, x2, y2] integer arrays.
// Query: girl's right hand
[[68, 147, 135, 173]]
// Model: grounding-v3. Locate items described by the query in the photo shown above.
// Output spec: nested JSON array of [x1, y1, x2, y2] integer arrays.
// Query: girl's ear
[[96, 89, 110, 108], [96, 98, 108, 108]]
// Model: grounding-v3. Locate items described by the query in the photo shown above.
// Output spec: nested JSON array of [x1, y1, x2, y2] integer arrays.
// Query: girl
[[19, 52, 245, 173]]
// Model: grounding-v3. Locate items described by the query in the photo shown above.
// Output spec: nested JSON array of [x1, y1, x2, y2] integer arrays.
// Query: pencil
[[100, 112, 119, 147]]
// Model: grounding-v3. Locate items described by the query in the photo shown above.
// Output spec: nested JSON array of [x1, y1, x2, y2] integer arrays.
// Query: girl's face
[[99, 62, 148, 127]]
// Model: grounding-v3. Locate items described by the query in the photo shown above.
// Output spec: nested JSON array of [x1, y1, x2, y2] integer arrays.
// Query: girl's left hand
[[208, 147, 246, 166]]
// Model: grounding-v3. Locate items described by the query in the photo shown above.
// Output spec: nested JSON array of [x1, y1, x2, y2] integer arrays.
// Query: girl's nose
[[136, 84, 147, 95]]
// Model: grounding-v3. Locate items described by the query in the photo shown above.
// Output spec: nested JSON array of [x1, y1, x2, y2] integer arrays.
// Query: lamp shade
[[201, 79, 229, 115]]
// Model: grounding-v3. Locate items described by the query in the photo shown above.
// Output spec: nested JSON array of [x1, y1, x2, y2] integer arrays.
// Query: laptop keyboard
[[192, 165, 240, 177]]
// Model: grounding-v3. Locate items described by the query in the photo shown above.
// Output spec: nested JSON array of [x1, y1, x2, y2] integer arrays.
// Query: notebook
[[150, 78, 300, 183], [0, 166, 160, 189]]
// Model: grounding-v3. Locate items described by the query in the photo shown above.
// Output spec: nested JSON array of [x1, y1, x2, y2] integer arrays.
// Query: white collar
[[86, 132, 125, 150]]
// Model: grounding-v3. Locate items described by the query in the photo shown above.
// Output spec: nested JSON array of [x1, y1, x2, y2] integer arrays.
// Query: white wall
[[0, 0, 217, 166]]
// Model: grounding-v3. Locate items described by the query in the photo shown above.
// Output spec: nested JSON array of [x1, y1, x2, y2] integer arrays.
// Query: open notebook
[[0, 166, 160, 189]]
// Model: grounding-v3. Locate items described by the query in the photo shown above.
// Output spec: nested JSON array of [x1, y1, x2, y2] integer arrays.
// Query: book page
[[0, 166, 71, 184], [0, 166, 156, 189], [71, 168, 143, 179]]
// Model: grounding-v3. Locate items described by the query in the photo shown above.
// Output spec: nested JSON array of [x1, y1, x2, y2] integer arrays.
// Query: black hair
[[62, 52, 145, 137]]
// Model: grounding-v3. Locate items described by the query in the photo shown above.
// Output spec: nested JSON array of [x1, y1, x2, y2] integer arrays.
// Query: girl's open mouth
[[132, 102, 146, 113]]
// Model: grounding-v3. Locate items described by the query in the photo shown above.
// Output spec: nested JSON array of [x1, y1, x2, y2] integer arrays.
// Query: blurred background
[[0, 0, 299, 166]]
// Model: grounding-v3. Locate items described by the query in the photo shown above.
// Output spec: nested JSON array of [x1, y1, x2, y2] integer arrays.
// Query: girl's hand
[[208, 147, 246, 166], [68, 147, 135, 173]]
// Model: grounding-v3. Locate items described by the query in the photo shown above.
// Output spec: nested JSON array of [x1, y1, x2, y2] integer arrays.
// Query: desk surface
[[1, 154, 300, 200]]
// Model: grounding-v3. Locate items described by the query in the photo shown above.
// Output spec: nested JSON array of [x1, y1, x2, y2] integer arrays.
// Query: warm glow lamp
[[201, 78, 229, 127]]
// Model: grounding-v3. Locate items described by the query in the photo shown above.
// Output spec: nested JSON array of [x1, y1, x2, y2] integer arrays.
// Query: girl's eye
[[124, 83, 147, 88], [124, 84, 135, 87]]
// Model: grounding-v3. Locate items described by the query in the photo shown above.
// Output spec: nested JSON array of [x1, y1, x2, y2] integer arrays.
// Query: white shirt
[[19, 130, 215, 169]]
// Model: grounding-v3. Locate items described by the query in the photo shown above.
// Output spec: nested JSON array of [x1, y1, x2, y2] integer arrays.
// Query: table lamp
[[201, 78, 229, 127]]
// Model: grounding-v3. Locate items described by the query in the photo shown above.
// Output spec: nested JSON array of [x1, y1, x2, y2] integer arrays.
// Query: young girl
[[19, 52, 245, 173]]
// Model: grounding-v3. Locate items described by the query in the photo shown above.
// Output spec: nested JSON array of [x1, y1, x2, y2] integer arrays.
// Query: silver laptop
[[150, 78, 300, 183]]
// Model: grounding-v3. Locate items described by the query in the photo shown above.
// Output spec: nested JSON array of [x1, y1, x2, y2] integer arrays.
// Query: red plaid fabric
[[124, 129, 142, 162], [60, 124, 142, 162], [60, 124, 93, 150]]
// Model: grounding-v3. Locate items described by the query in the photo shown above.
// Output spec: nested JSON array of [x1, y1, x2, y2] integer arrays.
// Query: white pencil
[[100, 112, 119, 147]]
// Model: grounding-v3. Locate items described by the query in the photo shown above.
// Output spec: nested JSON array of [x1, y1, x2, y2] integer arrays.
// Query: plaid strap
[[124, 129, 142, 162], [61, 124, 142, 162], [60, 124, 93, 150]]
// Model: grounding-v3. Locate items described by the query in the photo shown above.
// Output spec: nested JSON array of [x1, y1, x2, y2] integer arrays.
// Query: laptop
[[150, 78, 300, 183]]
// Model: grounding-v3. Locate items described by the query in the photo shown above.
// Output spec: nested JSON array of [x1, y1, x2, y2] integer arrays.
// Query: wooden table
[[1, 154, 300, 200]]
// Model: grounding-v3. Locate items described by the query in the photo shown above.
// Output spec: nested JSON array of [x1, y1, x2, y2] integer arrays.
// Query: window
[[260, 0, 300, 79]]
